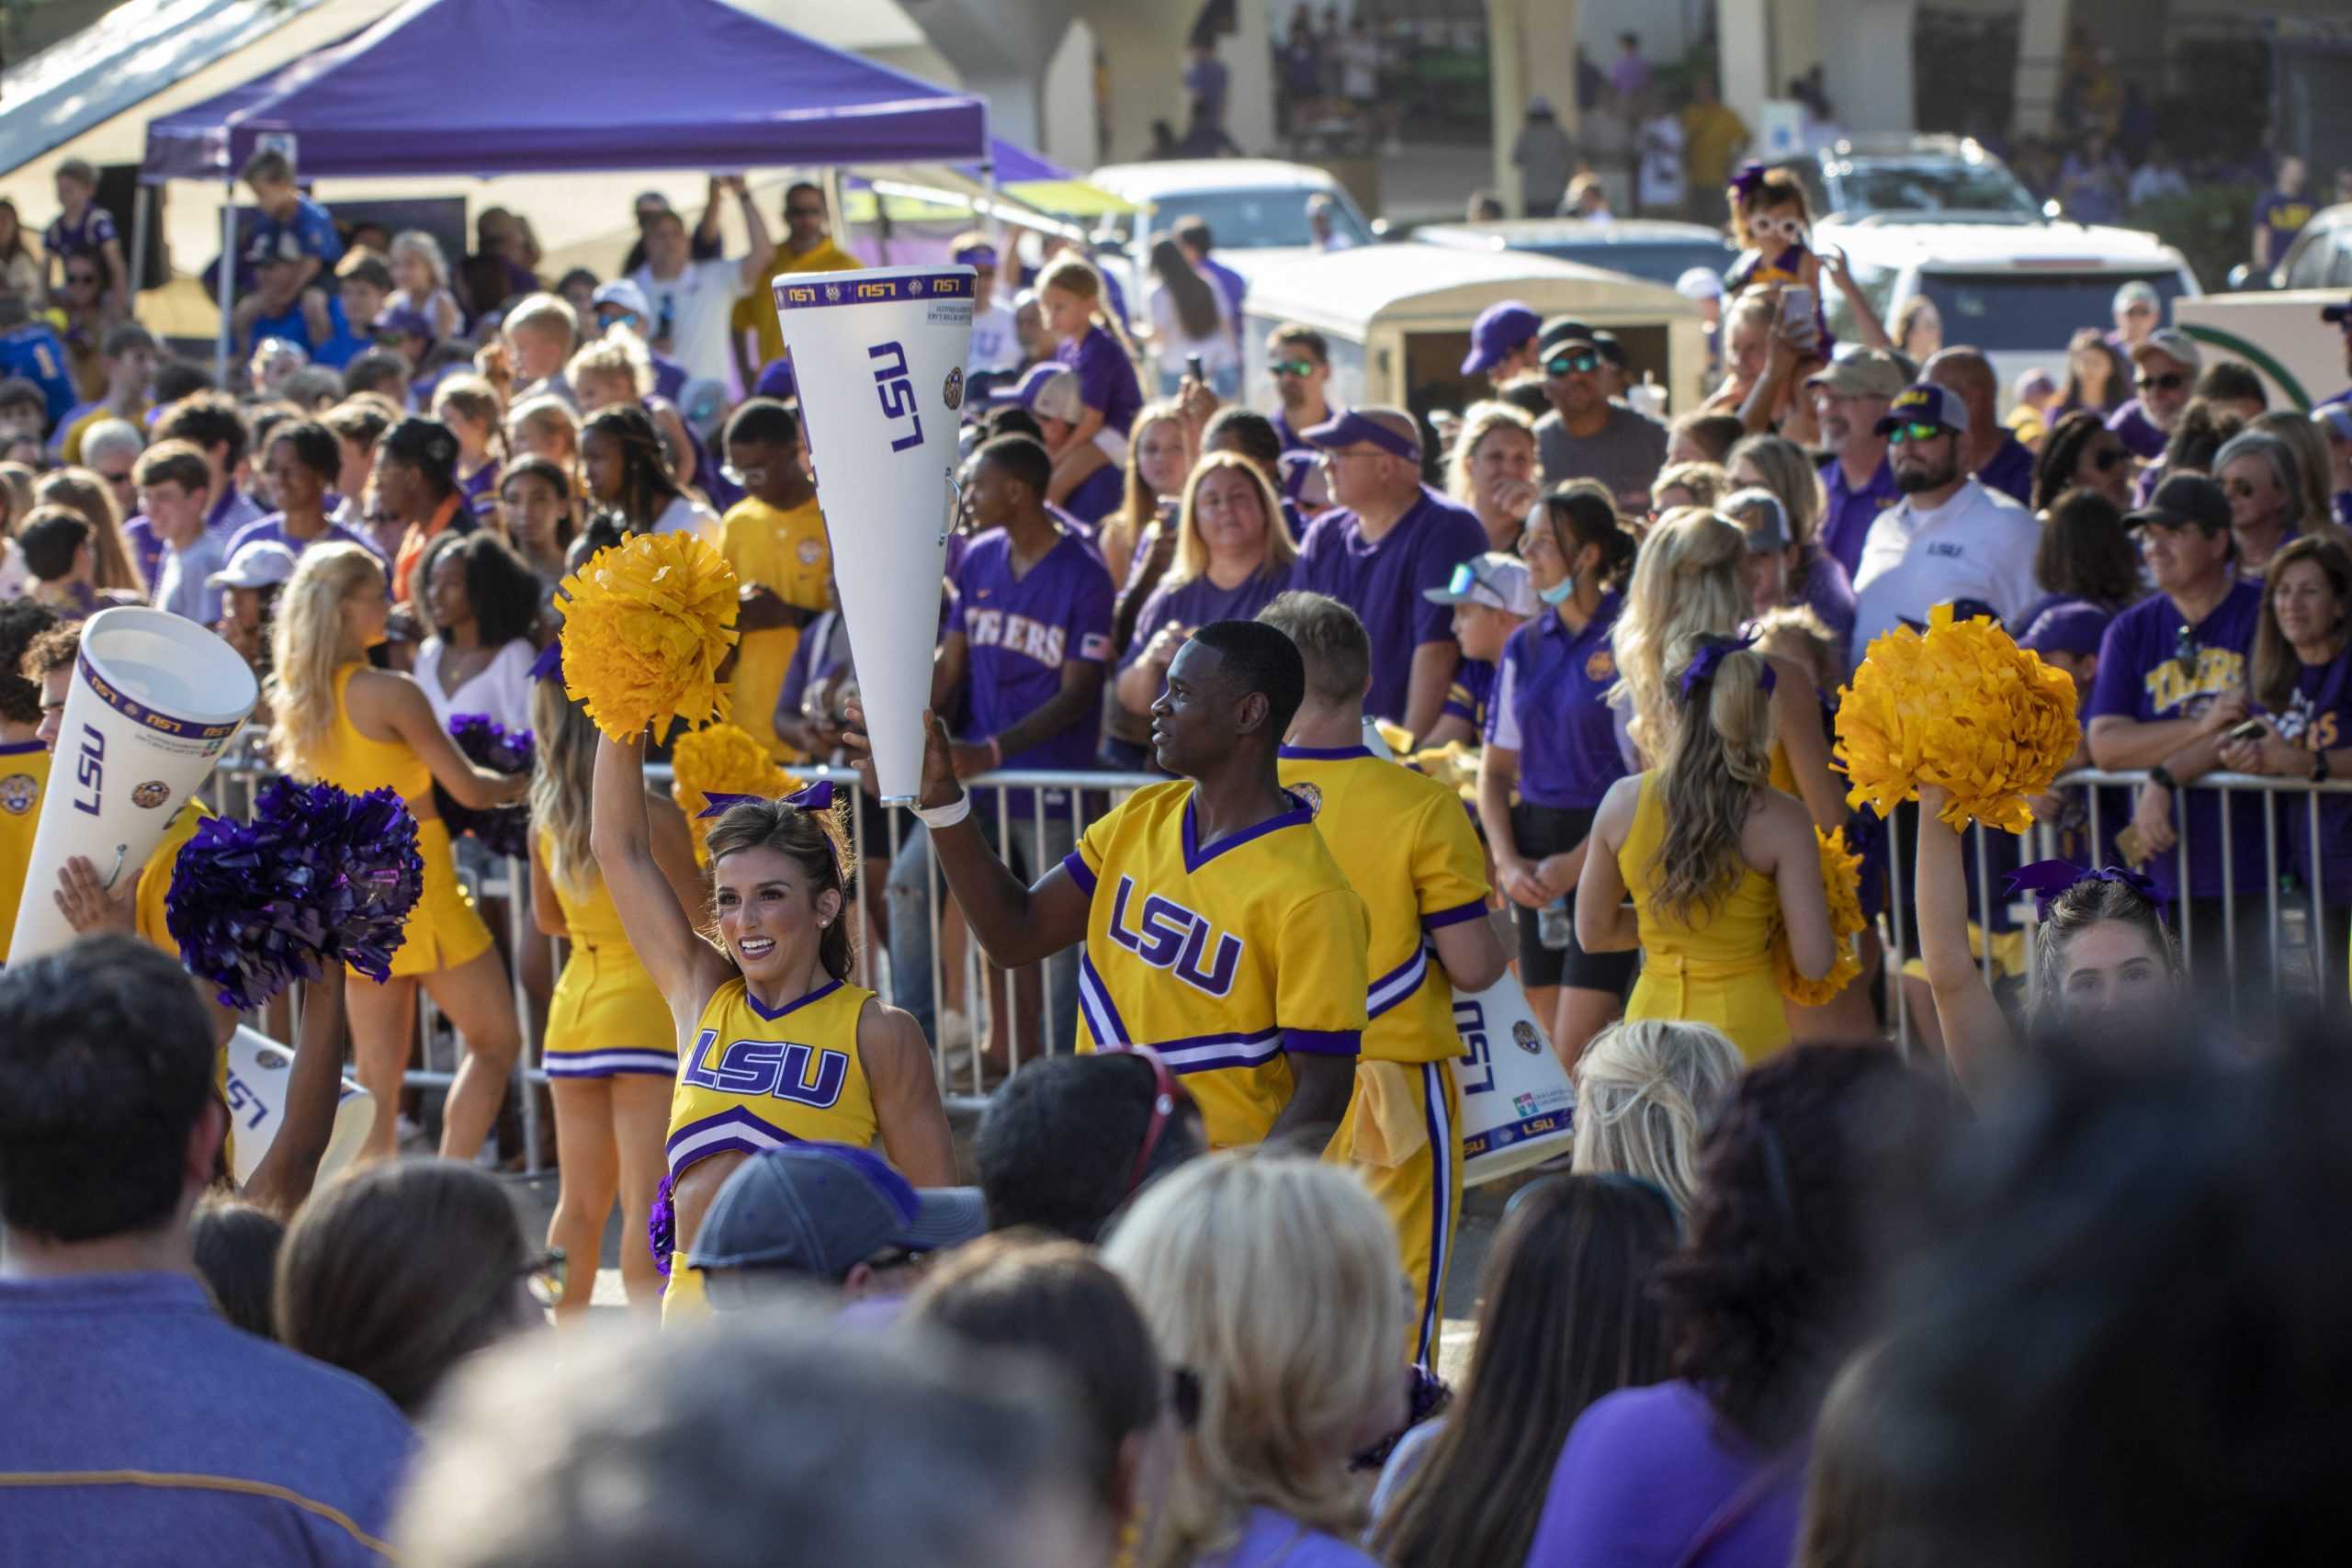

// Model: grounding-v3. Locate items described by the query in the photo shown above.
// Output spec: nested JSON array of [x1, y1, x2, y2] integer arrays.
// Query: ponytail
[[1648, 635, 1776, 925]]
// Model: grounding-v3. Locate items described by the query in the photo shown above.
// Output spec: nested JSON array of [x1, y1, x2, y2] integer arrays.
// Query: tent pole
[[823, 168, 851, 262], [128, 186, 152, 299], [214, 179, 237, 385]]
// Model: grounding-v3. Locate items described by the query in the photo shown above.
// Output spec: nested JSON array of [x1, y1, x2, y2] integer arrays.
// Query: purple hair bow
[[1730, 162, 1767, 201], [528, 639, 563, 683], [2004, 859, 2170, 921], [1679, 634, 1774, 703], [694, 779, 835, 819]]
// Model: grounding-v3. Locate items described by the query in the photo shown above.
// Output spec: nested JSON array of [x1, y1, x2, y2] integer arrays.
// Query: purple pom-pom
[[649, 1174, 675, 1277], [164, 779, 426, 1010], [433, 713, 535, 861]]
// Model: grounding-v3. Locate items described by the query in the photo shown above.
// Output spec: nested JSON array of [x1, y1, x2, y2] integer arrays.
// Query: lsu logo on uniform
[[1585, 648, 1616, 682], [1108, 875, 1241, 998], [1288, 782, 1323, 818], [0, 773, 34, 816], [681, 1030, 852, 1110]]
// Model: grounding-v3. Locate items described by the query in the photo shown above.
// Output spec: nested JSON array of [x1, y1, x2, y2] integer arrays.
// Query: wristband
[[987, 736, 1004, 768], [2148, 765, 2177, 793], [912, 793, 971, 829]]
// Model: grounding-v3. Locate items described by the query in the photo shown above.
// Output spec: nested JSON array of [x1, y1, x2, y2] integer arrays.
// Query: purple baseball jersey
[[953, 526, 1115, 813]]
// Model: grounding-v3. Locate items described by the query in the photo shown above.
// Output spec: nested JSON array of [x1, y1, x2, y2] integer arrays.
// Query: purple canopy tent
[[139, 0, 989, 373]]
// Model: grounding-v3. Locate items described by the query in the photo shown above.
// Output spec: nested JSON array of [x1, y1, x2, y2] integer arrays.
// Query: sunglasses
[[521, 1247, 567, 1308], [2136, 371, 2186, 393], [786, 205, 826, 219], [1544, 351, 1601, 378], [1886, 422, 1947, 446], [1106, 1045, 1193, 1195], [1267, 358, 1317, 378], [1442, 559, 1503, 604], [1749, 213, 1809, 243]]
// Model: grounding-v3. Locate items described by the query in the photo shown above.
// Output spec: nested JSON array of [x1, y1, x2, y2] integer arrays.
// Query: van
[[1820, 220, 2199, 400], [1234, 243, 1705, 436]]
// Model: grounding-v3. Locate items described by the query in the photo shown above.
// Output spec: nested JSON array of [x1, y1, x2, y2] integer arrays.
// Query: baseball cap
[[1675, 265, 1726, 302], [206, 538, 300, 592], [951, 239, 1000, 268], [2018, 599, 2113, 659], [752, 356, 798, 402], [1422, 552, 1539, 615], [1808, 346, 1907, 400], [1462, 300, 1542, 377], [996, 363, 1085, 425], [379, 415, 460, 482], [1590, 330, 1628, 368], [2312, 402, 2352, 442], [2124, 472, 2230, 536], [2129, 328, 2202, 374], [684, 1142, 987, 1293], [373, 304, 435, 346], [1875, 382, 1969, 438], [1301, 406, 1423, 462], [1900, 599, 2000, 634], [591, 278, 652, 321], [1724, 487, 1792, 551], [1537, 317, 1599, 357], [2112, 279, 2162, 316]]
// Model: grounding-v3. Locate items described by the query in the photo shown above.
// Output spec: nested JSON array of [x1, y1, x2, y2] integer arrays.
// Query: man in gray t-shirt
[[1531, 316, 1668, 511]]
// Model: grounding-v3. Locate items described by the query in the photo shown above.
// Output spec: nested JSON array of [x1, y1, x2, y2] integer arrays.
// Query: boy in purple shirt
[[1291, 409, 1488, 739], [887, 435, 1114, 1055]]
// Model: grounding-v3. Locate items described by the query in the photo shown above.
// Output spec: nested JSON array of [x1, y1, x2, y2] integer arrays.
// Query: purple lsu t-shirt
[[2266, 653, 2352, 897], [1057, 324, 1144, 439], [2108, 398, 2167, 461], [1525, 1381, 1806, 1568], [1487, 592, 1628, 810], [953, 526, 1114, 810], [225, 513, 387, 563], [1819, 452, 1899, 582], [1119, 568, 1294, 671], [1292, 487, 1489, 725], [2086, 579, 2268, 898]]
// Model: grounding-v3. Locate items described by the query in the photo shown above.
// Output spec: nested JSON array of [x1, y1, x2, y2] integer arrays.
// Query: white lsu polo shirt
[[1849, 476, 2042, 665]]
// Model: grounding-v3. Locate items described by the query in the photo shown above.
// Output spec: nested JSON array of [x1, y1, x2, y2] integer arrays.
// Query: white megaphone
[[8, 607, 257, 963], [223, 1026, 374, 1189], [768, 265, 974, 804], [1451, 967, 1577, 1185]]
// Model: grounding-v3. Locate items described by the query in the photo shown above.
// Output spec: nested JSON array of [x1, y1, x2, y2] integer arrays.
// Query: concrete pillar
[[1485, 0, 1582, 213], [2011, 0, 2071, 138], [1041, 20, 1096, 172], [1081, 6, 1207, 164], [1715, 0, 1773, 135], [1773, 0, 1821, 102], [896, 0, 1080, 153], [1225, 0, 1277, 157], [1817, 0, 1917, 134]]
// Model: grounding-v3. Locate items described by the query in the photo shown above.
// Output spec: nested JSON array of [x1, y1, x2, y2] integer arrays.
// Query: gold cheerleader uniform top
[[304, 664, 492, 976], [663, 975, 879, 1186], [1617, 772, 1790, 1060], [540, 830, 676, 1079]]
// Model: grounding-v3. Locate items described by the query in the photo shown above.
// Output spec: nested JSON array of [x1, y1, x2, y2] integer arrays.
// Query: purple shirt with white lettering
[[1057, 324, 1143, 438], [953, 526, 1115, 809], [1293, 487, 1490, 725], [2086, 580, 2267, 898], [1818, 452, 1898, 581], [2263, 653, 2352, 897]]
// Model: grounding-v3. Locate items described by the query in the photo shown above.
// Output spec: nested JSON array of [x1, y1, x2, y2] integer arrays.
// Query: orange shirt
[[392, 491, 469, 604]]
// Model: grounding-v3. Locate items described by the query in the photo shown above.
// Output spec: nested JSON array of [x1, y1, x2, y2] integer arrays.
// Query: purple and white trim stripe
[[1416, 1061, 1454, 1365], [1153, 1027, 1284, 1075], [544, 1048, 679, 1080], [1367, 945, 1430, 1021], [663, 1106, 802, 1183]]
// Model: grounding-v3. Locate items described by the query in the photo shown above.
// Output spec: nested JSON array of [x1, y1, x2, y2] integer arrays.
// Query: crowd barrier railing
[[196, 737, 2352, 1169]]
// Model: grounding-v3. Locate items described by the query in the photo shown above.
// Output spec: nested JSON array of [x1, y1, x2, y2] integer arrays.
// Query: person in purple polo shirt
[[2087, 472, 2272, 1011], [887, 434, 1114, 1057], [1925, 347, 2034, 508], [1291, 408, 1489, 739], [230, 418, 388, 565], [2108, 328, 2199, 473], [1475, 486, 1639, 1068], [996, 364, 1126, 528]]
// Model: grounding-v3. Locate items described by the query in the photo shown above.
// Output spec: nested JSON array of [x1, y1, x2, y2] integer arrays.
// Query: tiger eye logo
[[1511, 1020, 1541, 1055], [944, 367, 965, 411], [132, 781, 171, 809], [0, 773, 34, 816], [1290, 782, 1323, 818], [1585, 649, 1616, 682]]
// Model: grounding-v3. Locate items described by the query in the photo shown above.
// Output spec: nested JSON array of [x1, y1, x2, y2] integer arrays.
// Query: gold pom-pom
[[671, 722, 797, 862], [1775, 825, 1866, 1005], [1833, 604, 2078, 833], [557, 533, 740, 741]]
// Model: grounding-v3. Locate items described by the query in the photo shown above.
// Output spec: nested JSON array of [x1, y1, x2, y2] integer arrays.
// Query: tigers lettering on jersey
[[680, 1029, 851, 1109], [1108, 874, 1242, 997], [2143, 646, 2245, 716], [963, 608, 1068, 667]]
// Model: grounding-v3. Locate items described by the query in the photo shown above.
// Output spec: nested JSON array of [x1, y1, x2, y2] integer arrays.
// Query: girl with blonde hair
[[1102, 1154, 1406, 1568], [1099, 399, 1194, 601], [1577, 635, 1833, 1059], [389, 230, 464, 341], [567, 328, 701, 493], [1444, 400, 1540, 553], [1570, 1018, 1747, 1215], [430, 372, 507, 518], [528, 674, 703, 1316], [33, 466, 145, 596], [1035, 255, 1145, 510], [266, 543, 528, 1161]]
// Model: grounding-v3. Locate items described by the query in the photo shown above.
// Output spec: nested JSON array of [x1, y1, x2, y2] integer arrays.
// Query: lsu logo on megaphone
[[869, 341, 922, 454], [71, 722, 104, 816]]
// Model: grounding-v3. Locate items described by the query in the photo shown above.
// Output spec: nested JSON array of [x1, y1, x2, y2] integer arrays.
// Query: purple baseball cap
[[373, 304, 435, 346], [951, 240, 1000, 268], [2018, 599, 2113, 660], [1462, 300, 1542, 376], [752, 357, 797, 401], [1301, 406, 1423, 463], [1877, 382, 1970, 438]]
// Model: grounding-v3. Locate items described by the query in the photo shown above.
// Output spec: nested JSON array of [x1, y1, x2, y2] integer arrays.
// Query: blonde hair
[[390, 230, 451, 290], [503, 291, 579, 350], [529, 675, 598, 900], [1169, 452, 1297, 586], [1752, 603, 1841, 692], [569, 327, 655, 401], [1727, 434, 1826, 548], [509, 394, 581, 461], [1609, 507, 1750, 761], [1036, 254, 1143, 367], [1651, 459, 1728, 513], [1102, 1154, 1403, 1568], [32, 467, 143, 594], [1649, 635, 1776, 924], [1572, 1020, 1746, 1214], [1105, 400, 1190, 572], [266, 543, 387, 775], [1443, 400, 1537, 510]]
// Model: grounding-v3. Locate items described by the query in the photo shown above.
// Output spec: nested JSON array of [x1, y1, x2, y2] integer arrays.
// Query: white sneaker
[[936, 1007, 974, 1053]]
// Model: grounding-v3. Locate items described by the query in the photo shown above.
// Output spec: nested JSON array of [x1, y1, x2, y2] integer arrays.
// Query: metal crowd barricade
[[1878, 766, 2352, 1055]]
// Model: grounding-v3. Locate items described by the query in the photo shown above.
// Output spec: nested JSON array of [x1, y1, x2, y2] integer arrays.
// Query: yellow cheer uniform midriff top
[[1618, 772, 1790, 1060], [664, 975, 878, 1186], [541, 830, 676, 1079], [302, 664, 492, 976]]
